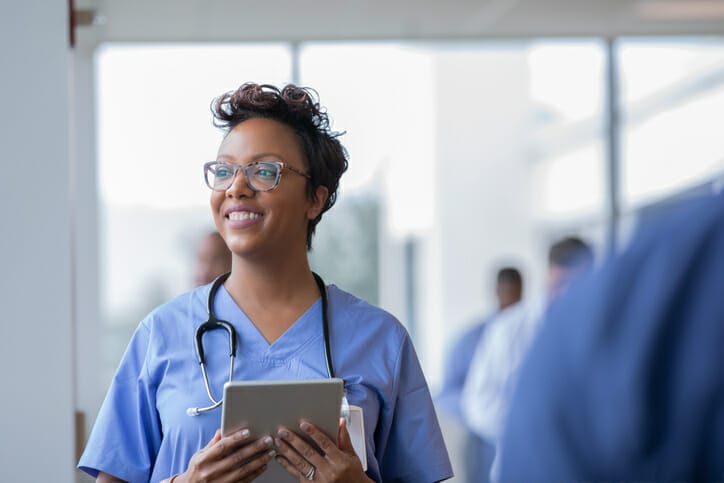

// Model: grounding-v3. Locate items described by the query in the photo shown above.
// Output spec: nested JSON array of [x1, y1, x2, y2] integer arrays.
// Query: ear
[[307, 185, 329, 220]]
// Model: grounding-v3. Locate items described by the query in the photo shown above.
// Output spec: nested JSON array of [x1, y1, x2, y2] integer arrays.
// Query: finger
[[275, 428, 325, 475], [275, 452, 309, 481], [214, 435, 276, 475], [216, 446, 276, 483], [204, 429, 222, 450], [337, 417, 355, 454], [238, 462, 270, 483], [205, 428, 253, 460], [299, 419, 340, 457]]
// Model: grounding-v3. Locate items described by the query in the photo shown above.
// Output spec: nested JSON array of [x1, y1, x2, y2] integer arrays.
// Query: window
[[619, 38, 724, 209]]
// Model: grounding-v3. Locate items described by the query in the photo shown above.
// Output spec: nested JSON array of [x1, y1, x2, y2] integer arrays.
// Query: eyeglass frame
[[203, 160, 311, 193]]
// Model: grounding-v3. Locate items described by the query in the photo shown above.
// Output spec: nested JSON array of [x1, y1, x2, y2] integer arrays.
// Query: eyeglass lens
[[207, 162, 281, 192]]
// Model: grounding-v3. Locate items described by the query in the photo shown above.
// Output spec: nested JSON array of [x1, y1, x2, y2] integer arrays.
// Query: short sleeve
[[436, 323, 485, 420], [78, 321, 162, 483], [379, 335, 453, 482]]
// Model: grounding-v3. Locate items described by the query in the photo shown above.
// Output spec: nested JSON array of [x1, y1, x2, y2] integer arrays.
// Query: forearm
[[96, 471, 126, 483]]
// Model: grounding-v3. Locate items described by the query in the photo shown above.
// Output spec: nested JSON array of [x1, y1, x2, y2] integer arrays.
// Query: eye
[[253, 163, 279, 180], [215, 164, 235, 178]]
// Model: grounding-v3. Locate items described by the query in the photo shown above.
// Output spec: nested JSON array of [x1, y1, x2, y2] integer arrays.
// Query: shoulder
[[142, 285, 210, 328], [326, 284, 411, 357], [449, 317, 489, 353], [327, 285, 405, 331], [486, 299, 540, 336], [139, 285, 209, 333]]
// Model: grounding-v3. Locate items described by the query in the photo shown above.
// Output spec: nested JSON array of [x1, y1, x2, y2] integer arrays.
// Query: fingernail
[[241, 429, 250, 438], [300, 421, 311, 431], [278, 429, 289, 438], [268, 449, 276, 457], [263, 436, 273, 445], [274, 437, 282, 447]]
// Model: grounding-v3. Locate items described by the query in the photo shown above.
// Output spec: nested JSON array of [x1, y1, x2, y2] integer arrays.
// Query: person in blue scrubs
[[436, 267, 522, 483], [79, 83, 453, 483], [500, 193, 724, 481]]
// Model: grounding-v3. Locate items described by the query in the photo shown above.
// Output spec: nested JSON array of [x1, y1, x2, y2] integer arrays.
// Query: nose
[[225, 169, 254, 199]]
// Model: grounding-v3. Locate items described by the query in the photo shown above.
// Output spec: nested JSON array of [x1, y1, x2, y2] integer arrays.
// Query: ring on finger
[[304, 465, 315, 480]]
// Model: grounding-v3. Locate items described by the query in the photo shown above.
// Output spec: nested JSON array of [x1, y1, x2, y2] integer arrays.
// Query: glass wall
[[618, 38, 724, 210]]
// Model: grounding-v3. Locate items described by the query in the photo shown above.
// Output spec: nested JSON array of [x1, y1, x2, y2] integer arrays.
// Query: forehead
[[217, 117, 304, 162]]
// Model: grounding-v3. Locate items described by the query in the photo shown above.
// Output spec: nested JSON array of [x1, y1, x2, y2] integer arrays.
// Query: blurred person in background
[[194, 230, 232, 286], [436, 267, 523, 483], [79, 83, 452, 483], [462, 237, 593, 481], [501, 194, 724, 481]]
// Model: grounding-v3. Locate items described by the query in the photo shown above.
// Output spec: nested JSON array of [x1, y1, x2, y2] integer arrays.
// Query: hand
[[274, 418, 372, 483], [176, 428, 276, 483]]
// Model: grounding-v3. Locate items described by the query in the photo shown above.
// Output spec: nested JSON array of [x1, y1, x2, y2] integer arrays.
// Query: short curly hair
[[211, 83, 349, 250]]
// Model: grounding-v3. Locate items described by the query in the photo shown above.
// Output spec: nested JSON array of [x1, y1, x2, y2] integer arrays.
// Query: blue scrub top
[[500, 194, 724, 481], [436, 319, 489, 420], [79, 283, 453, 483]]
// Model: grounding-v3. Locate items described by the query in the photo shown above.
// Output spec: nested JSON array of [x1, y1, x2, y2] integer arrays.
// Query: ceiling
[[78, 0, 724, 43]]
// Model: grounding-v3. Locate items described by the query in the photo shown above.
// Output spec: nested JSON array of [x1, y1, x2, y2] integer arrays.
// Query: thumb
[[337, 417, 354, 453]]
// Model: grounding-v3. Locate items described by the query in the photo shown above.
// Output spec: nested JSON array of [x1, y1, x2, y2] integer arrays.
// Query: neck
[[224, 255, 319, 311], [223, 256, 322, 344]]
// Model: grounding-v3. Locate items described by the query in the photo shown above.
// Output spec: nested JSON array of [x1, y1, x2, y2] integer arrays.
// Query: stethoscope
[[186, 271, 348, 418]]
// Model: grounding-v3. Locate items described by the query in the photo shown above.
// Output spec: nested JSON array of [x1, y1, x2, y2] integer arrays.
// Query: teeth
[[228, 211, 262, 221]]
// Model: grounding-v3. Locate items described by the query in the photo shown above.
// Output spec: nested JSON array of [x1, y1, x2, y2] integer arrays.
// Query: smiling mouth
[[227, 211, 263, 221]]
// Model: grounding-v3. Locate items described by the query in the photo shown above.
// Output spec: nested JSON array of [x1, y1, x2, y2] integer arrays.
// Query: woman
[[79, 83, 452, 483]]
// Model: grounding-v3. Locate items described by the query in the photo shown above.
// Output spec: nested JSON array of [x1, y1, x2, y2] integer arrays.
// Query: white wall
[[0, 2, 76, 482]]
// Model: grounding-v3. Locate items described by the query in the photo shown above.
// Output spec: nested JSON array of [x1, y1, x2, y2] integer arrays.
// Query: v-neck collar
[[213, 283, 323, 360]]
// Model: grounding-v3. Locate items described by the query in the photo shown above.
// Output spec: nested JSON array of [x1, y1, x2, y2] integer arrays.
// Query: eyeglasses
[[204, 160, 310, 192]]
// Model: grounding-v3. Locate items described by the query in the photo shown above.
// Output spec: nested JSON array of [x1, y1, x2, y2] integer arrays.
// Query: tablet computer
[[221, 378, 344, 482]]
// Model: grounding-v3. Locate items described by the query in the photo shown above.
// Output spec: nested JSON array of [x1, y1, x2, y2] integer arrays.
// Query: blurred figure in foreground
[[501, 195, 724, 481], [194, 231, 231, 286], [462, 237, 593, 480], [436, 267, 523, 483]]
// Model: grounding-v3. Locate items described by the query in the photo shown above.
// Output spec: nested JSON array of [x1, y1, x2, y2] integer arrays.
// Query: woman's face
[[210, 117, 326, 260]]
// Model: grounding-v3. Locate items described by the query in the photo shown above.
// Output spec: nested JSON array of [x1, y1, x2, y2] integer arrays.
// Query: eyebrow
[[216, 153, 285, 163]]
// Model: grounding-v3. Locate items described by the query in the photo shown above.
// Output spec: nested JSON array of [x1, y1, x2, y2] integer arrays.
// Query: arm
[[97, 471, 125, 482], [380, 334, 454, 482]]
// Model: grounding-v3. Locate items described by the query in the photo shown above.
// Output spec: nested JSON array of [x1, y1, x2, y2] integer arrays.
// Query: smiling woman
[[78, 82, 453, 483]]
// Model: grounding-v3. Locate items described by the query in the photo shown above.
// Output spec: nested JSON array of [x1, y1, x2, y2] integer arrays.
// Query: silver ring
[[305, 465, 315, 480]]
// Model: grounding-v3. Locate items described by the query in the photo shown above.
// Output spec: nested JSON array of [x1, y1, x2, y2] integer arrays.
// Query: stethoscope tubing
[[187, 271, 336, 416]]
